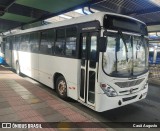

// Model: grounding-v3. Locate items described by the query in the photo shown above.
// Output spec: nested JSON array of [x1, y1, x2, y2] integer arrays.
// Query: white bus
[[3, 12, 149, 112]]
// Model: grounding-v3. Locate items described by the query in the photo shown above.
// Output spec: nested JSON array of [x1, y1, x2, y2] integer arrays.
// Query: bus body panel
[[11, 51, 80, 100], [5, 49, 12, 66], [12, 50, 18, 69], [18, 51, 38, 79], [38, 54, 80, 100]]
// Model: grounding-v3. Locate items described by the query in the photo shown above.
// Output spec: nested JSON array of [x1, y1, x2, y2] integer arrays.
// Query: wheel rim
[[58, 80, 66, 96]]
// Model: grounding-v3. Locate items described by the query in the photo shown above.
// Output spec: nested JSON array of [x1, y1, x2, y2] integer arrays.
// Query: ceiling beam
[[0, 19, 23, 32], [5, 0, 16, 11], [0, 12, 35, 23], [0, 0, 15, 16], [7, 4, 49, 19]]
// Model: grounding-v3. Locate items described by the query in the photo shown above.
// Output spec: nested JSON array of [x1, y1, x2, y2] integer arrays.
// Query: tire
[[56, 76, 67, 99], [16, 62, 21, 76]]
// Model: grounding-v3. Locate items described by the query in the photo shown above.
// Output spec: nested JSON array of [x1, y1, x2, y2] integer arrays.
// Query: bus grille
[[122, 95, 137, 102], [115, 78, 145, 88]]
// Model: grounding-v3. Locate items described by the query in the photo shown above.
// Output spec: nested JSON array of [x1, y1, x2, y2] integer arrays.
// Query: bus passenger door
[[79, 32, 98, 106]]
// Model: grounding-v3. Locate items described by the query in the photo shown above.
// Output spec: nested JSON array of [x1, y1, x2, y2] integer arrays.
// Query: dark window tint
[[40, 29, 54, 55], [14, 36, 21, 50], [104, 15, 148, 35], [55, 29, 65, 55], [6, 37, 12, 50], [20, 34, 30, 52], [66, 27, 77, 57], [90, 36, 97, 68], [30, 32, 39, 53], [11, 36, 16, 50], [80, 69, 85, 99], [5, 37, 10, 50], [81, 36, 87, 66], [88, 71, 95, 103]]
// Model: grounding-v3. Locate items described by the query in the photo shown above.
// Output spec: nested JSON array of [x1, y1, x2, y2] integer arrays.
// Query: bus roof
[[5, 12, 146, 36]]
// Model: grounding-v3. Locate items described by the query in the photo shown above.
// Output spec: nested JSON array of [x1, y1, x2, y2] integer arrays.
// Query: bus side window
[[30, 32, 39, 53], [90, 36, 97, 68], [6, 37, 12, 50], [40, 29, 54, 55], [20, 34, 30, 52], [81, 36, 87, 66], [55, 29, 65, 55], [14, 36, 19, 51], [5, 37, 9, 50], [12, 36, 15, 50], [66, 27, 77, 57]]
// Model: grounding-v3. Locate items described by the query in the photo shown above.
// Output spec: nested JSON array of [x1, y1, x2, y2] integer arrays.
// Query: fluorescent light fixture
[[45, 14, 72, 23], [74, 9, 91, 15], [59, 14, 72, 19], [157, 32, 160, 36], [74, 9, 85, 14], [149, 32, 156, 36], [150, 0, 160, 6]]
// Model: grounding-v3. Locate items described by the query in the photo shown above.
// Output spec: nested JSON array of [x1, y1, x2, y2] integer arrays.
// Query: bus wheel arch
[[53, 73, 68, 99]]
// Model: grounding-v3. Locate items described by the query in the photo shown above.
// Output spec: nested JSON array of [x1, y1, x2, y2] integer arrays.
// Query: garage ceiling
[[0, 0, 96, 33], [92, 0, 160, 26]]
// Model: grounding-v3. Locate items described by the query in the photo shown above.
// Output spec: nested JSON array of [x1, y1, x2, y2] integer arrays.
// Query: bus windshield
[[103, 32, 148, 77]]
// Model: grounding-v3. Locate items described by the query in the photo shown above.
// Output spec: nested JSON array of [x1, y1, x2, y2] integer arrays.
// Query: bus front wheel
[[56, 76, 67, 100]]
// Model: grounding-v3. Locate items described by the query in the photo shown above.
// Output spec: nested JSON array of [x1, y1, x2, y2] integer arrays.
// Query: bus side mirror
[[99, 37, 107, 52]]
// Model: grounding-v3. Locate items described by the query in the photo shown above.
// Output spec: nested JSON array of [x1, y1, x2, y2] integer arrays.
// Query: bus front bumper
[[95, 87, 148, 112]]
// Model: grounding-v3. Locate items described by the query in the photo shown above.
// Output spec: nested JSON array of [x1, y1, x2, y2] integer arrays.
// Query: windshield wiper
[[118, 30, 129, 62]]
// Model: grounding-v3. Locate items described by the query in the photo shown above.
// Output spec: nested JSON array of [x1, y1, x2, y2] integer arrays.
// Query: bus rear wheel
[[56, 76, 67, 100]]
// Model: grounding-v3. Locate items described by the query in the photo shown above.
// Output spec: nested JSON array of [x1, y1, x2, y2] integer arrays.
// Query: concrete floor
[[24, 72, 160, 131], [0, 66, 107, 131], [0, 65, 160, 131]]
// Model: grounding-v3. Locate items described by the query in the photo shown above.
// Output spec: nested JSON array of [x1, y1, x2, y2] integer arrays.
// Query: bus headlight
[[100, 84, 118, 97]]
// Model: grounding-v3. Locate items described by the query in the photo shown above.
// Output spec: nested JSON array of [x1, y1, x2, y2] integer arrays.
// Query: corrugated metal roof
[[92, 0, 160, 26]]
